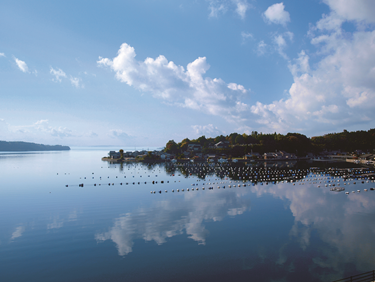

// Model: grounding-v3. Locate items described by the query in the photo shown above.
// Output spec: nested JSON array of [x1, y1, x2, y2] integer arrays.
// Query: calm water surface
[[1, 148, 375, 282]]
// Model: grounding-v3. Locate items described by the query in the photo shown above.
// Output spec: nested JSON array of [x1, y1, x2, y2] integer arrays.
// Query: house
[[279, 151, 295, 159], [244, 152, 260, 159], [215, 141, 229, 149], [109, 151, 121, 159], [359, 154, 374, 161], [263, 152, 276, 160], [187, 144, 202, 152], [160, 153, 171, 160], [207, 154, 218, 162], [208, 142, 216, 149]]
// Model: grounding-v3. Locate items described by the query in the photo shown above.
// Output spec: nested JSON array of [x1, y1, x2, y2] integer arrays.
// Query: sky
[[1, 0, 375, 147]]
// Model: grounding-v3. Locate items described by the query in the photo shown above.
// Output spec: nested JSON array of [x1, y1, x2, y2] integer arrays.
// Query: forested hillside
[[164, 129, 375, 157]]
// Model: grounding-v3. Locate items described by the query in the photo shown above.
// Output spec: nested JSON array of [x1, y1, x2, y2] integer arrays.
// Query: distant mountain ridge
[[0, 141, 70, 151]]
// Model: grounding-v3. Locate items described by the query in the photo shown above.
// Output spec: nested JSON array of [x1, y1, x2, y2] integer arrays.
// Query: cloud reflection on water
[[251, 181, 375, 280], [95, 190, 251, 256], [94, 174, 375, 280], [10, 226, 25, 241]]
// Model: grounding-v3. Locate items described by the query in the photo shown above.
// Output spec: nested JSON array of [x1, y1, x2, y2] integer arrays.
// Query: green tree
[[179, 138, 190, 151], [235, 135, 245, 145], [165, 140, 179, 154]]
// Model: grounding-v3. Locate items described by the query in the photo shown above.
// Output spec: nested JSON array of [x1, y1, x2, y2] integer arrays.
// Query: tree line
[[164, 129, 375, 157]]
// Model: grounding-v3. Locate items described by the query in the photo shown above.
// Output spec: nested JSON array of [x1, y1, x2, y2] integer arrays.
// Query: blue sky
[[1, 0, 375, 146]]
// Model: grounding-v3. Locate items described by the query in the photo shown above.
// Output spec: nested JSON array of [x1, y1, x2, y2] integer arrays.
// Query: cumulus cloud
[[70, 76, 83, 88], [192, 124, 223, 137], [98, 43, 249, 122], [208, 0, 251, 19], [110, 129, 135, 144], [33, 119, 73, 138], [0, 119, 73, 141], [233, 0, 251, 19], [0, 53, 5, 57], [251, 2, 375, 134], [14, 58, 28, 72], [50, 67, 83, 88], [323, 0, 375, 24], [273, 32, 293, 59], [263, 2, 291, 26], [98, 0, 375, 135], [6, 119, 72, 139], [241, 31, 253, 44], [257, 40, 268, 56], [228, 82, 247, 93], [208, 0, 227, 18], [50, 67, 67, 82]]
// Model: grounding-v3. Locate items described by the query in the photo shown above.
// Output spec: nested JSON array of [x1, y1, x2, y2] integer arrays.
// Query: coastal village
[[103, 129, 375, 166], [104, 140, 375, 165]]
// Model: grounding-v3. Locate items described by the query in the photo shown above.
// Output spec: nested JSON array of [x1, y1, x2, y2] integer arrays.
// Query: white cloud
[[315, 12, 344, 31], [50, 67, 83, 88], [241, 31, 253, 44], [33, 119, 73, 138], [273, 32, 293, 59], [263, 2, 291, 26], [14, 58, 28, 72], [257, 40, 268, 56], [110, 129, 135, 143], [208, 0, 251, 19], [98, 43, 249, 123], [249, 2, 375, 134], [70, 76, 82, 88], [0, 119, 74, 141], [228, 82, 247, 93], [208, 0, 227, 18], [232, 0, 251, 19], [251, 27, 375, 134], [50, 67, 67, 82], [192, 124, 223, 137], [323, 0, 375, 24], [0, 53, 5, 57]]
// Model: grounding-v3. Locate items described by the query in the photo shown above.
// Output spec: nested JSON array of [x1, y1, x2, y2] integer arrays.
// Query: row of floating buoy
[[63, 165, 374, 193], [66, 180, 176, 187], [59, 165, 373, 185], [345, 188, 374, 194], [66, 176, 375, 188], [150, 184, 251, 194]]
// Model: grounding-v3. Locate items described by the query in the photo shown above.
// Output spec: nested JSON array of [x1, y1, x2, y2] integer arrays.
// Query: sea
[[0, 147, 375, 282]]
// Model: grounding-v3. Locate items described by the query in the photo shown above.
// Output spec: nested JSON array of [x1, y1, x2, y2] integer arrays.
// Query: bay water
[[1, 148, 375, 282]]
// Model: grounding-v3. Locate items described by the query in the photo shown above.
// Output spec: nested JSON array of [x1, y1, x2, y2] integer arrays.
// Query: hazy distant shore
[[0, 141, 70, 151]]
